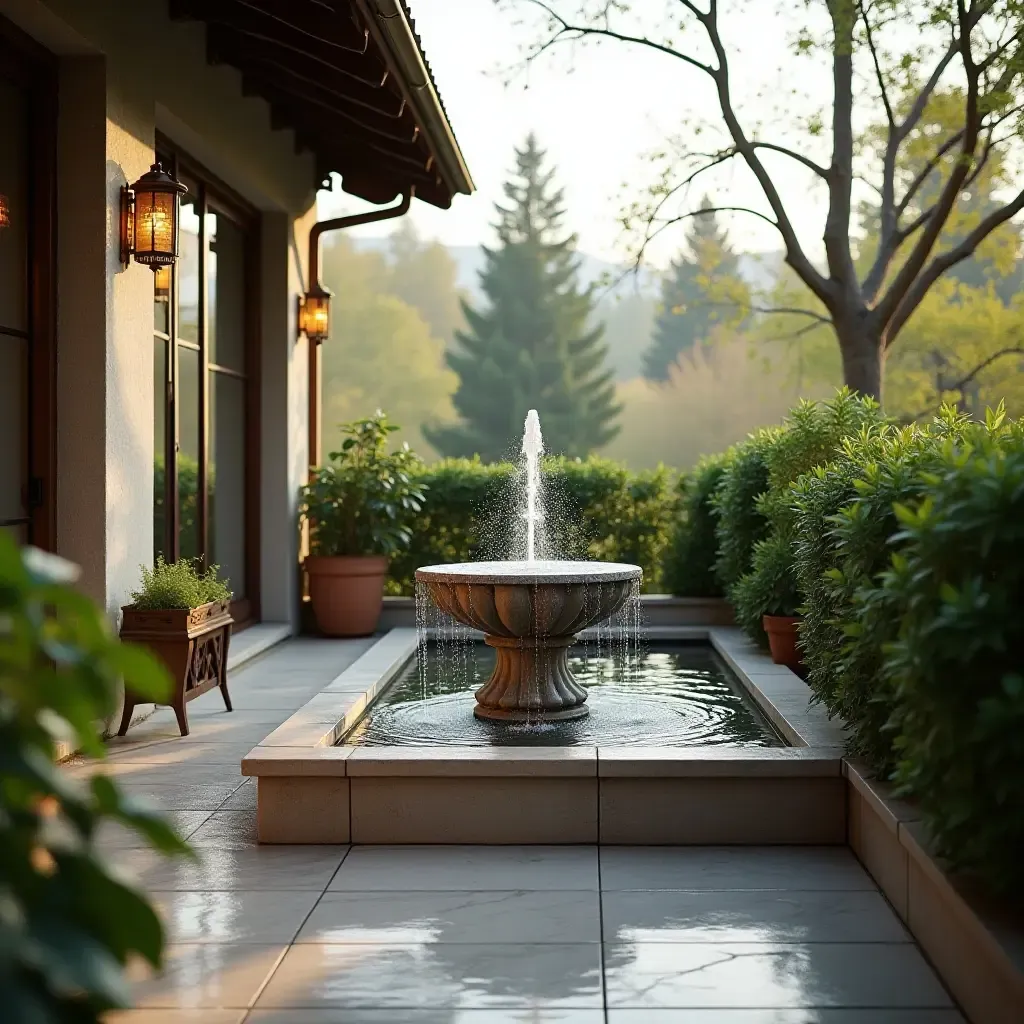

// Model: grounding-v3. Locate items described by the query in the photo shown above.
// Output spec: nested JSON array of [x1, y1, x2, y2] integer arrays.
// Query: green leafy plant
[[712, 431, 776, 595], [0, 534, 189, 1020], [879, 417, 1024, 891], [130, 556, 232, 611], [731, 390, 883, 644], [301, 412, 427, 558], [792, 418, 963, 767], [664, 454, 730, 597], [733, 529, 802, 628]]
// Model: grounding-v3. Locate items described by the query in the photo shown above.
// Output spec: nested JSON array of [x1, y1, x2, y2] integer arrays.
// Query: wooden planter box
[[118, 599, 234, 737]]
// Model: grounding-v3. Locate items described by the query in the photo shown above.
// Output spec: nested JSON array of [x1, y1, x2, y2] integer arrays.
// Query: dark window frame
[[154, 137, 261, 629], [0, 15, 57, 551]]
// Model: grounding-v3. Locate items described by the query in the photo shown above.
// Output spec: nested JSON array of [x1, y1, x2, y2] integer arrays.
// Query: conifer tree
[[426, 135, 620, 461], [643, 196, 749, 382]]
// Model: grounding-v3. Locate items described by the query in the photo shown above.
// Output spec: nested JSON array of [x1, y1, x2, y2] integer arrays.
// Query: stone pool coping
[[242, 625, 847, 776]]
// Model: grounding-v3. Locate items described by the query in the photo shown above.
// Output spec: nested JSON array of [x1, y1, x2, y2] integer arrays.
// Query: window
[[0, 19, 55, 550], [153, 145, 259, 626]]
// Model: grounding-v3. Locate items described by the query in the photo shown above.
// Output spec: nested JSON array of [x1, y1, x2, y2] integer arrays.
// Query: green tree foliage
[[643, 197, 750, 381], [516, 1, 1024, 400], [319, 236, 457, 458], [0, 535, 189, 1020], [427, 134, 620, 460], [385, 221, 466, 347]]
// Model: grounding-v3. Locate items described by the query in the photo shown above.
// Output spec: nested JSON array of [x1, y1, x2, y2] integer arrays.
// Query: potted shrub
[[118, 557, 233, 737], [300, 412, 426, 637], [734, 529, 804, 669]]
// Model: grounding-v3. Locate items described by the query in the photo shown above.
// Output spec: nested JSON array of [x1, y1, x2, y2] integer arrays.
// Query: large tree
[[511, 0, 1024, 402], [320, 237, 457, 457], [643, 195, 749, 381], [427, 134, 620, 460]]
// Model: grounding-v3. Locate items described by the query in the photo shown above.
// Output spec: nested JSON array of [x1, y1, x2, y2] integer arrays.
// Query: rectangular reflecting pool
[[343, 642, 783, 748]]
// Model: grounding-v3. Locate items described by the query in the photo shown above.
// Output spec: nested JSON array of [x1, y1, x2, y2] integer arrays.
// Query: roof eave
[[358, 0, 475, 200]]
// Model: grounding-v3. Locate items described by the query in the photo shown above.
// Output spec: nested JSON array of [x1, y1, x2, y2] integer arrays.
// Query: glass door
[[153, 146, 259, 626], [0, 20, 55, 550]]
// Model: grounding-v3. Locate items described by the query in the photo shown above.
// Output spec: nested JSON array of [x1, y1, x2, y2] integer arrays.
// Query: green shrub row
[[387, 456, 678, 594], [668, 392, 1024, 891]]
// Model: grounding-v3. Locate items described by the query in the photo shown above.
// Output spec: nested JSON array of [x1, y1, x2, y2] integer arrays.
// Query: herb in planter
[[130, 557, 231, 610]]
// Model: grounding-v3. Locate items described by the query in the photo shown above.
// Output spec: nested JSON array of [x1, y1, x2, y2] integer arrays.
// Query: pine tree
[[426, 135, 620, 461], [643, 196, 749, 382]]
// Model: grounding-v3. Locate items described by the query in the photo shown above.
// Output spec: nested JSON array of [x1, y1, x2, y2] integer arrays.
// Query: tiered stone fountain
[[417, 411, 642, 722]]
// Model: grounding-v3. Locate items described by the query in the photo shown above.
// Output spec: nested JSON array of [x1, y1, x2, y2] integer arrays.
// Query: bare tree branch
[[942, 346, 1024, 392], [517, 0, 716, 75], [751, 142, 829, 178], [859, 0, 895, 127], [905, 345, 1024, 421], [698, 5, 833, 305], [682, 298, 833, 325], [874, 0, 984, 333], [887, 186, 1024, 344]]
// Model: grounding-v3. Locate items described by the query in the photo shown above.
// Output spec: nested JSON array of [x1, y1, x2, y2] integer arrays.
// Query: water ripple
[[344, 646, 781, 748]]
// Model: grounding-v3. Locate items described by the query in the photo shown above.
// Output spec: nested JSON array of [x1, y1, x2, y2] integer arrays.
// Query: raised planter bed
[[118, 599, 233, 737], [845, 761, 1024, 1024]]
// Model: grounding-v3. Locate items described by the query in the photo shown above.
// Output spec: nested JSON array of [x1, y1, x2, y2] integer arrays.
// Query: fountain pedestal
[[416, 561, 643, 723], [474, 635, 588, 722]]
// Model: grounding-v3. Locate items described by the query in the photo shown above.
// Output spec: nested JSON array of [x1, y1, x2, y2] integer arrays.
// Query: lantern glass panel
[[134, 188, 176, 264], [304, 294, 330, 339]]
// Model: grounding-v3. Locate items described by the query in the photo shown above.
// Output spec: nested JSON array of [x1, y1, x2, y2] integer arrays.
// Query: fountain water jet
[[416, 411, 642, 723]]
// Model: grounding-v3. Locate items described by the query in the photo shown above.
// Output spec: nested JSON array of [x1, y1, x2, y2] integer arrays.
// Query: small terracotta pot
[[762, 614, 802, 670], [306, 555, 388, 637]]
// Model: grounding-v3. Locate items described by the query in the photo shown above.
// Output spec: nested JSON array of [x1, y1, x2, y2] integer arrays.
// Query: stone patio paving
[[64, 637, 965, 1023]]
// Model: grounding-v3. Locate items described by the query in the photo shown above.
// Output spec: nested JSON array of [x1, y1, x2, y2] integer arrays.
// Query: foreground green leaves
[[0, 534, 190, 1020]]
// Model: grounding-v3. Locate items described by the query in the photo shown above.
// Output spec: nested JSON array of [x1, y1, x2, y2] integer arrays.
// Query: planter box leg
[[219, 628, 232, 712], [116, 692, 137, 737], [168, 640, 194, 737]]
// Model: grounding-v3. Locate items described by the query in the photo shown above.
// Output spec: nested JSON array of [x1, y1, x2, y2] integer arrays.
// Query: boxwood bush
[[712, 431, 776, 595], [731, 390, 883, 644], [879, 416, 1024, 890], [387, 456, 677, 594], [792, 419, 964, 768]]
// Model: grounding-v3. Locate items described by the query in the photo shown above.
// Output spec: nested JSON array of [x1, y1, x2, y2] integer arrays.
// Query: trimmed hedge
[[663, 455, 730, 598], [656, 390, 1024, 891], [387, 456, 677, 594], [878, 422, 1024, 890], [725, 390, 883, 642], [792, 416, 969, 769]]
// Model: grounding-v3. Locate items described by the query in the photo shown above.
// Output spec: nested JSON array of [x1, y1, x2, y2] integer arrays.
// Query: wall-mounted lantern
[[120, 163, 187, 270], [299, 282, 332, 345], [0, 193, 10, 229]]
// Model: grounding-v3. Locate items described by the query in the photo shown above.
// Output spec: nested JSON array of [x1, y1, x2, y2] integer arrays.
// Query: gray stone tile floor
[[60, 636, 965, 1024]]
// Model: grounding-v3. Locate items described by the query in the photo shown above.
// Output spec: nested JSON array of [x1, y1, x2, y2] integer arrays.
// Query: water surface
[[343, 642, 783, 748]]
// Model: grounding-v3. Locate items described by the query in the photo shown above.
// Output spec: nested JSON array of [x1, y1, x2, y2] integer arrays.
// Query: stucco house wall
[[1, 0, 317, 634]]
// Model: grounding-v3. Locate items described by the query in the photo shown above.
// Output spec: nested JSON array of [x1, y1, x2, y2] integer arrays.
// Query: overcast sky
[[319, 0, 841, 267]]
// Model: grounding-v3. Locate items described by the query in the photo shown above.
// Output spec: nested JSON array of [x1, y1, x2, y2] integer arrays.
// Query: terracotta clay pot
[[762, 614, 802, 670], [306, 555, 388, 637]]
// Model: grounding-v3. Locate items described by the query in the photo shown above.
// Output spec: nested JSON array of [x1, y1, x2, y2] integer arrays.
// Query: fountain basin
[[416, 560, 642, 722]]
